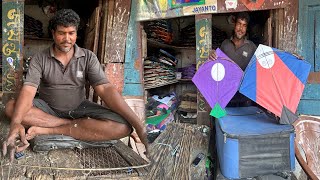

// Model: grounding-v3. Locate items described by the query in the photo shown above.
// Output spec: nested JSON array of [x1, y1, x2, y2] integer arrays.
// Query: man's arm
[[3, 85, 37, 161], [93, 83, 148, 149], [10, 85, 37, 124]]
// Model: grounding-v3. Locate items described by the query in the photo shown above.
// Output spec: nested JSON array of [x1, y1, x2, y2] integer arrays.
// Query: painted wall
[[123, 0, 144, 97], [297, 0, 320, 116]]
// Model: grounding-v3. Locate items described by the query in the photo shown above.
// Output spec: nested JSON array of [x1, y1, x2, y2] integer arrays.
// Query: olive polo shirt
[[24, 44, 109, 111], [220, 38, 257, 71], [220, 38, 257, 106]]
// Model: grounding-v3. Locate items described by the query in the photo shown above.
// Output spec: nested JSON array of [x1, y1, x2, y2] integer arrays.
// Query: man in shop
[[2, 9, 148, 161], [210, 12, 256, 107]]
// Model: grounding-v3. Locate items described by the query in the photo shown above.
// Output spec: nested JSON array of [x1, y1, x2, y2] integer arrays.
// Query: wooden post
[[123, 0, 144, 97], [2, 0, 24, 104], [195, 14, 212, 126], [123, 0, 145, 123]]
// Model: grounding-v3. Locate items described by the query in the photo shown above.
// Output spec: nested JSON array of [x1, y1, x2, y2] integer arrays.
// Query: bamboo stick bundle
[[146, 123, 209, 180], [173, 124, 193, 180], [148, 125, 174, 179]]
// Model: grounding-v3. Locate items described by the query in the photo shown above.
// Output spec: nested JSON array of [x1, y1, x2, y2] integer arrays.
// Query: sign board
[[137, 0, 217, 21]]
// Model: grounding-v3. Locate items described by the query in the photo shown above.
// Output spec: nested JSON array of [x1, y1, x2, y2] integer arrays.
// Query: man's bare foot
[[26, 126, 51, 140]]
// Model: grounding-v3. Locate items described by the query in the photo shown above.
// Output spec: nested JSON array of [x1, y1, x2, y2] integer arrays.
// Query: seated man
[[3, 9, 147, 160]]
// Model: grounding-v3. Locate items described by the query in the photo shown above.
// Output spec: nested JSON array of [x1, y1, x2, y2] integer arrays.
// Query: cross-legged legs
[[4, 99, 132, 141]]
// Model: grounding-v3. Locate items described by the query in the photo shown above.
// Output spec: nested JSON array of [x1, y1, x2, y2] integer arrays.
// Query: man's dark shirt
[[220, 38, 257, 71], [24, 44, 108, 111], [220, 38, 257, 106]]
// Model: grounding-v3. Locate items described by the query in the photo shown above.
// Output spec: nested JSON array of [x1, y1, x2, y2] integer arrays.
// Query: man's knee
[[113, 123, 132, 137], [117, 123, 132, 137], [4, 99, 16, 118], [121, 123, 132, 136]]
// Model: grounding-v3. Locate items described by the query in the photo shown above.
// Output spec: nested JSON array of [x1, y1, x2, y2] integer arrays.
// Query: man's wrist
[[135, 124, 146, 132], [10, 121, 21, 128]]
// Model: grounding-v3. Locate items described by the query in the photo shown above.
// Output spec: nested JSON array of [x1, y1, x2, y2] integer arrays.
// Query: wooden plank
[[299, 83, 320, 116], [273, 8, 284, 49], [297, 0, 320, 70], [195, 14, 212, 125], [124, 66, 142, 84], [114, 141, 149, 176], [97, 0, 108, 64], [298, 100, 320, 116], [104, 0, 115, 62], [308, 72, 320, 84], [300, 84, 320, 100], [123, 2, 143, 96], [105, 63, 124, 94], [123, 24, 143, 84], [83, 6, 101, 55], [2, 0, 24, 104], [104, 0, 132, 63], [315, 11, 320, 72], [123, 83, 144, 97], [297, 0, 320, 116], [124, 23, 143, 86], [264, 16, 272, 46], [84, 6, 101, 101], [196, 111, 211, 127], [141, 30, 147, 60], [279, 0, 298, 53]]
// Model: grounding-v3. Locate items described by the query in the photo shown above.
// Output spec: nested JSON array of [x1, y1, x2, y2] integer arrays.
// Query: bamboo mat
[[0, 105, 149, 179], [146, 122, 210, 180]]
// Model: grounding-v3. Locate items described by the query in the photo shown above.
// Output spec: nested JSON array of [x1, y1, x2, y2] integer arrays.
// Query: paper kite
[[239, 44, 311, 124], [192, 48, 243, 118]]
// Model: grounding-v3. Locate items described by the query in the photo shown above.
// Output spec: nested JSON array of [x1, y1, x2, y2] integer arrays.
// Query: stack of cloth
[[177, 64, 196, 79], [144, 50, 178, 88], [179, 23, 195, 46], [144, 20, 173, 44], [178, 91, 197, 124], [146, 92, 179, 135], [25, 15, 44, 38], [212, 26, 227, 49]]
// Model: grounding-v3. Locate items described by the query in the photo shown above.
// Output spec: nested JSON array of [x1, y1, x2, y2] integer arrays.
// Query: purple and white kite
[[192, 49, 243, 118]]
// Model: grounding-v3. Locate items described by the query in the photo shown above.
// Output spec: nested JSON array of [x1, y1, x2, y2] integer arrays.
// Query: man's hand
[[208, 49, 217, 60], [135, 127, 149, 155], [292, 53, 304, 60], [2, 123, 29, 161]]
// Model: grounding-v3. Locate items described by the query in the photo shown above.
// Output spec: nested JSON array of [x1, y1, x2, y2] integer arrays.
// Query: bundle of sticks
[[146, 123, 210, 179]]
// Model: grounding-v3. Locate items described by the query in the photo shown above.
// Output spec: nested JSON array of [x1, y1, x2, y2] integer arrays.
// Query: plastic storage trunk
[[215, 106, 295, 179]]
